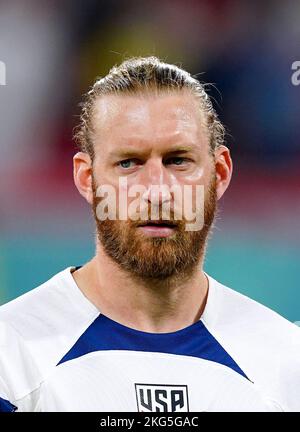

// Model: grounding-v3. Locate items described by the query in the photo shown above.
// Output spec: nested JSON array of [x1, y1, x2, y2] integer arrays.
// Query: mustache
[[93, 195, 188, 225]]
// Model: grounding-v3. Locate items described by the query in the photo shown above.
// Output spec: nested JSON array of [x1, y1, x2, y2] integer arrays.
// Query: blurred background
[[0, 0, 299, 322]]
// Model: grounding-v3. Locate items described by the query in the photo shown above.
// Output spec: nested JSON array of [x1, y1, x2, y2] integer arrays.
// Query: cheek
[[180, 166, 205, 184], [92, 168, 123, 206], [174, 152, 212, 185], [174, 163, 211, 204]]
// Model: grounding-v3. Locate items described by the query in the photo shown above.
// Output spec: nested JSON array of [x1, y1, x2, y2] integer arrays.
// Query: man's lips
[[137, 220, 178, 227], [136, 220, 178, 237]]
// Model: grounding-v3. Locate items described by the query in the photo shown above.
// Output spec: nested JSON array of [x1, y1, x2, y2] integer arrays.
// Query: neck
[[72, 243, 209, 334]]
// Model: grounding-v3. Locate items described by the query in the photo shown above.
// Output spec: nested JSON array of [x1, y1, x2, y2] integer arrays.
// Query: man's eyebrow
[[109, 149, 145, 159], [165, 146, 194, 154], [109, 146, 195, 159]]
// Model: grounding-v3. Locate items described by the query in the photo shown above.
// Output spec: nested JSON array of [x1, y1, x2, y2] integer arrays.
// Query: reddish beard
[[92, 175, 217, 281]]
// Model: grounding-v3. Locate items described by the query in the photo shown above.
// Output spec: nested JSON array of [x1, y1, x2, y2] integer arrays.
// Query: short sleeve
[[276, 326, 300, 411], [0, 376, 17, 412], [0, 321, 42, 412]]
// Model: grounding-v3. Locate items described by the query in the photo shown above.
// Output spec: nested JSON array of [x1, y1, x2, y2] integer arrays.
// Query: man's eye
[[118, 159, 137, 169], [166, 157, 189, 166]]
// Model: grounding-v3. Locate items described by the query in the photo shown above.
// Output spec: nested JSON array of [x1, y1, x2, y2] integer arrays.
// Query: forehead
[[92, 91, 208, 151]]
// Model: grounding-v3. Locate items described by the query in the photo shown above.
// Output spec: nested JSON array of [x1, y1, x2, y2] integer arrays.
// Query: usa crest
[[135, 383, 189, 412]]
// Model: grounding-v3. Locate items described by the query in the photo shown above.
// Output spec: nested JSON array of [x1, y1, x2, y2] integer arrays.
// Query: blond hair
[[74, 56, 225, 159]]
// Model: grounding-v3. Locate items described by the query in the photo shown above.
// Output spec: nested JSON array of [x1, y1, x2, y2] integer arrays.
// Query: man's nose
[[140, 159, 172, 206]]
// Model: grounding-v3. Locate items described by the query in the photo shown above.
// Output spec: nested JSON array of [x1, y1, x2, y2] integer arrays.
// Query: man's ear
[[73, 152, 93, 205], [214, 145, 233, 200]]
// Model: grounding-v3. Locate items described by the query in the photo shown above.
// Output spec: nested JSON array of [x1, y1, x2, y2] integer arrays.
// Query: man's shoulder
[[0, 266, 98, 323], [0, 267, 99, 376], [206, 274, 300, 411], [0, 267, 70, 316], [209, 274, 300, 339], [0, 267, 99, 410]]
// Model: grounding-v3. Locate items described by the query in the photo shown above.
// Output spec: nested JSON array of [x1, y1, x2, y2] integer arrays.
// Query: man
[[0, 57, 299, 412]]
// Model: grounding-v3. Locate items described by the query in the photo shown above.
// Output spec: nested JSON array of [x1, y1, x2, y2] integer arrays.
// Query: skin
[[73, 89, 232, 333]]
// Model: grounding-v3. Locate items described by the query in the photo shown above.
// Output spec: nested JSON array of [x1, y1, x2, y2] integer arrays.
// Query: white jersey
[[0, 267, 299, 412]]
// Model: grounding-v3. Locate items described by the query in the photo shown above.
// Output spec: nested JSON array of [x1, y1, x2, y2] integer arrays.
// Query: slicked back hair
[[74, 56, 225, 160]]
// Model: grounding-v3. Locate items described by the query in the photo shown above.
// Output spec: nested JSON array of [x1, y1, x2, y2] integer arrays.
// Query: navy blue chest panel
[[57, 313, 249, 381]]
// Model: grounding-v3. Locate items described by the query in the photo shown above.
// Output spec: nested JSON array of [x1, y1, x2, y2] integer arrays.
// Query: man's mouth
[[137, 220, 178, 227], [136, 220, 178, 237]]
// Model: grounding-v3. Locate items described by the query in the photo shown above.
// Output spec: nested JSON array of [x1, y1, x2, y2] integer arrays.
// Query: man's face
[[90, 90, 217, 280]]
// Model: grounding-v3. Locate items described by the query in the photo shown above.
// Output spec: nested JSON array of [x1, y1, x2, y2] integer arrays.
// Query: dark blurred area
[[0, 0, 299, 320]]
